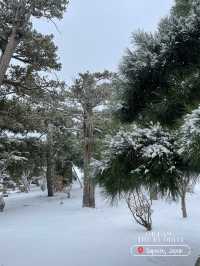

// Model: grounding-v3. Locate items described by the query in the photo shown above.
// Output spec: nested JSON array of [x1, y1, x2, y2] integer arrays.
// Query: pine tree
[[0, 134, 46, 189], [180, 105, 200, 171], [0, 0, 69, 87], [41, 89, 85, 197], [97, 123, 182, 201], [0, 89, 82, 199], [118, 0, 200, 125], [0, 0, 70, 197], [0, 0, 68, 142], [70, 71, 113, 208], [172, 0, 192, 17]]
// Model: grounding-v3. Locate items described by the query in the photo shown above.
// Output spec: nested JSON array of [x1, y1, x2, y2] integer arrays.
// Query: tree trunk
[[82, 111, 95, 208], [64, 161, 73, 198], [63, 160, 73, 186], [150, 186, 158, 201], [181, 193, 187, 218], [46, 124, 54, 197], [0, 194, 5, 212], [83, 176, 95, 208], [46, 151, 54, 197], [0, 27, 19, 87]]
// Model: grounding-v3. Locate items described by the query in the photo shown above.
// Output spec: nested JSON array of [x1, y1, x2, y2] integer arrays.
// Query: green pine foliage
[[0, 0, 68, 134], [118, 0, 200, 126], [172, 0, 192, 17], [97, 124, 185, 200], [180, 105, 200, 171], [0, 135, 46, 183]]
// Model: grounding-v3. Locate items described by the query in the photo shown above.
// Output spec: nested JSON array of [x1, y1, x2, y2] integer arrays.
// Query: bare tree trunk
[[83, 176, 95, 208], [82, 112, 95, 208], [46, 124, 54, 197], [181, 193, 187, 218], [179, 174, 190, 219], [0, 27, 19, 87]]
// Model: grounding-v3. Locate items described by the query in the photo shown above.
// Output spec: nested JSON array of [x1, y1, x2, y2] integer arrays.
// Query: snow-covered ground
[[0, 184, 200, 266]]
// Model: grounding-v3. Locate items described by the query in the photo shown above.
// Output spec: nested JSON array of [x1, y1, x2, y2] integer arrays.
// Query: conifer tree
[[0, 0, 70, 198], [0, 0, 69, 87], [70, 71, 113, 208], [118, 0, 200, 125], [172, 0, 192, 17]]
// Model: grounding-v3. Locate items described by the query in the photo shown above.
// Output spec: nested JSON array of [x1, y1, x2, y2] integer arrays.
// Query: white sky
[[34, 0, 174, 83]]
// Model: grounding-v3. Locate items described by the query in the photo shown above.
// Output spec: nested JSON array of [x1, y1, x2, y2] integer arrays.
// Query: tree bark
[[83, 176, 95, 208], [150, 186, 158, 201], [82, 111, 95, 208], [46, 124, 54, 197], [46, 151, 54, 197], [0, 27, 19, 87], [181, 193, 187, 218], [0, 194, 5, 212]]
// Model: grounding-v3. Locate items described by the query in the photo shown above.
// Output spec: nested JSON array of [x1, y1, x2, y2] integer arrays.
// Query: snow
[[9, 155, 28, 161], [0, 184, 200, 266], [142, 143, 171, 159], [179, 105, 200, 154], [102, 123, 177, 180]]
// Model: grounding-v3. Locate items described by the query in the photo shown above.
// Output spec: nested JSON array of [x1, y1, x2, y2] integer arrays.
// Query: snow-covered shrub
[[98, 123, 181, 200], [180, 105, 200, 171], [96, 123, 185, 229], [176, 106, 200, 218]]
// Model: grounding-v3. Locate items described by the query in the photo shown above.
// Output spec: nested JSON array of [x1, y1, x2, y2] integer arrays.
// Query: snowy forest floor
[[0, 183, 200, 266]]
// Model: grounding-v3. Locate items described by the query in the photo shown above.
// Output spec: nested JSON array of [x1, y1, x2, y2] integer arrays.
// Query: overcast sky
[[35, 0, 174, 82]]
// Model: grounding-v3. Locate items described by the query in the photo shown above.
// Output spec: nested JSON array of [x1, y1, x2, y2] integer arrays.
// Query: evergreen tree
[[0, 0, 70, 198], [69, 71, 113, 208], [174, 107, 200, 218], [118, 0, 200, 125], [0, 134, 46, 189], [0, 0, 68, 148], [172, 0, 192, 17], [0, 91, 82, 199], [180, 105, 200, 172], [97, 122, 197, 223], [0, 0, 69, 87], [97, 123, 182, 201]]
